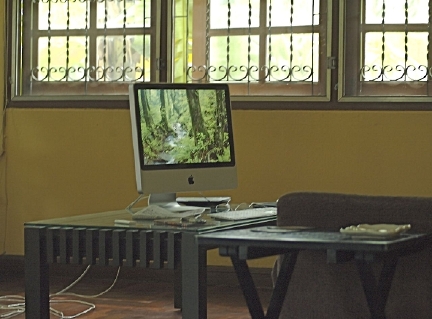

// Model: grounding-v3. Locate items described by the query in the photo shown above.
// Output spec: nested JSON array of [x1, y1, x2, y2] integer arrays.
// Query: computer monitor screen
[[129, 83, 237, 208]]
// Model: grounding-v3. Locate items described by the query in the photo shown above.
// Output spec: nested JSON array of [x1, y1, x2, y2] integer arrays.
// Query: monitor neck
[[147, 193, 186, 211]]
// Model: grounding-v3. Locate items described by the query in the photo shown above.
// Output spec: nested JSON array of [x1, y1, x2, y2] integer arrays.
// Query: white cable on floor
[[49, 300, 96, 319], [51, 266, 121, 299], [0, 295, 25, 318], [0, 265, 122, 319], [51, 264, 92, 296]]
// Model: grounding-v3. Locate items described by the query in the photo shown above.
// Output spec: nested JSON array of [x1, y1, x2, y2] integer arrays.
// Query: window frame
[[338, 0, 432, 102], [6, 0, 333, 109], [6, 0, 166, 109], [187, 0, 332, 102], [10, 1, 432, 109]]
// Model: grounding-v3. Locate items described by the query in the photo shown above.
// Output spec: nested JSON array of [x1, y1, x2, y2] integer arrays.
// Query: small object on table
[[340, 223, 411, 238]]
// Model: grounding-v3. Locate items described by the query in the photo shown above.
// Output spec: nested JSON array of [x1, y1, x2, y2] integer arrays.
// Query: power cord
[[0, 295, 25, 318], [125, 194, 149, 214], [0, 265, 122, 319]]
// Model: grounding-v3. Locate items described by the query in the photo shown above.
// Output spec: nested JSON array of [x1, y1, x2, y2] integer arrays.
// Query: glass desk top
[[25, 209, 276, 233]]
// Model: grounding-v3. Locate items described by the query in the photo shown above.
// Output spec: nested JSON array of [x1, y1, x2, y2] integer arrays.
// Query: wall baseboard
[[0, 255, 273, 288]]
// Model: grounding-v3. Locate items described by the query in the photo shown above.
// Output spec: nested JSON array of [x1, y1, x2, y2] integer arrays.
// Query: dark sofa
[[272, 192, 432, 319]]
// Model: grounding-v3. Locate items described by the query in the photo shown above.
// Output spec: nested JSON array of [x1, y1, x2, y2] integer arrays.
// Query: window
[[340, 0, 432, 101], [7, 0, 332, 105], [9, 0, 157, 97], [174, 0, 331, 100]]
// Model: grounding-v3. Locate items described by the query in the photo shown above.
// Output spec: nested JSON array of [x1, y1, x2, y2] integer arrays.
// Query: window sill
[[7, 96, 130, 109]]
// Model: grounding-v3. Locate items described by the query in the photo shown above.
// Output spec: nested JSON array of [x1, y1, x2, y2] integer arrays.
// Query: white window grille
[[10, 0, 157, 97], [8, 0, 331, 103], [173, 0, 331, 99], [340, 0, 432, 100]]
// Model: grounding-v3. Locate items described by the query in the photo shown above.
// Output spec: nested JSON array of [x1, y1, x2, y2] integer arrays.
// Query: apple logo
[[188, 175, 195, 185]]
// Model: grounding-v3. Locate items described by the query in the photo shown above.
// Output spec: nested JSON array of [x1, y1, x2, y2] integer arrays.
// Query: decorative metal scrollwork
[[187, 64, 314, 83], [36, 0, 102, 3], [31, 65, 147, 82], [360, 64, 429, 82]]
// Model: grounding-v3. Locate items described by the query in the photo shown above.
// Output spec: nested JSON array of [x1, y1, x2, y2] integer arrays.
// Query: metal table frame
[[24, 212, 275, 319], [197, 228, 432, 319]]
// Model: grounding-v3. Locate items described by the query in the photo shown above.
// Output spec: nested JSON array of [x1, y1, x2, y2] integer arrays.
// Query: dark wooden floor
[[0, 261, 273, 319]]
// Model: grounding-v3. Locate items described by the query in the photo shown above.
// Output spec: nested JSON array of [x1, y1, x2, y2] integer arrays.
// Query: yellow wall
[[1, 5, 7, 255], [2, 6, 432, 267], [3, 107, 432, 268]]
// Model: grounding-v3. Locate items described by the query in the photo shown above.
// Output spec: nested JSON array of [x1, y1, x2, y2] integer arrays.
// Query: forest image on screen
[[138, 88, 232, 166]]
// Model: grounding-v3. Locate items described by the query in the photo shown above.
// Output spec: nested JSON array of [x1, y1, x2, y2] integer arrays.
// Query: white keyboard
[[210, 207, 277, 221]]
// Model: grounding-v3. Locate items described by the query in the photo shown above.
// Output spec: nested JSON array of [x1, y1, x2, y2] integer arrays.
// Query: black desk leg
[[266, 252, 299, 319], [181, 233, 208, 319], [356, 256, 398, 319], [230, 255, 265, 319], [231, 252, 299, 319], [173, 267, 182, 309], [25, 226, 50, 319]]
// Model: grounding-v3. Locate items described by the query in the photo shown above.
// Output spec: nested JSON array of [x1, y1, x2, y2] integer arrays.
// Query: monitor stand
[[148, 193, 203, 212]]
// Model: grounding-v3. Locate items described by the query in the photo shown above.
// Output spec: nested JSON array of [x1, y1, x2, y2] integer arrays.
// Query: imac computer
[[128, 82, 237, 210]]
